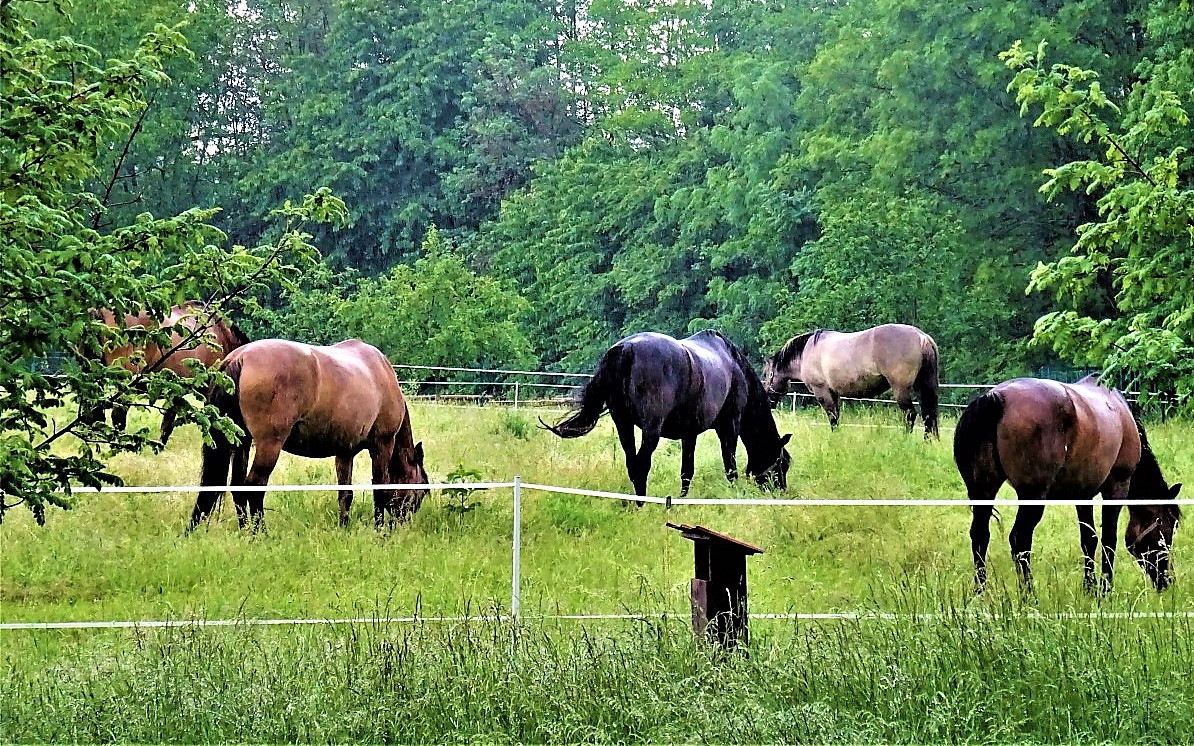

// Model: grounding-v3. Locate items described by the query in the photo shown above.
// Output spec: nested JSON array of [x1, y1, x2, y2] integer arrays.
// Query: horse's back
[[228, 338, 404, 456], [993, 377, 1138, 493], [612, 330, 738, 433]]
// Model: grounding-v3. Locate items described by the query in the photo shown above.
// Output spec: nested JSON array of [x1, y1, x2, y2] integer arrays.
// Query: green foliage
[[1004, 37, 1194, 404], [443, 462, 485, 514], [0, 3, 346, 523], [334, 227, 536, 370]]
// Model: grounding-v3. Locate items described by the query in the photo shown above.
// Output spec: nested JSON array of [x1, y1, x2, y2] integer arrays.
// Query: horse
[[542, 330, 792, 504], [763, 323, 939, 439], [90, 301, 250, 443], [189, 338, 429, 531], [954, 375, 1181, 593]]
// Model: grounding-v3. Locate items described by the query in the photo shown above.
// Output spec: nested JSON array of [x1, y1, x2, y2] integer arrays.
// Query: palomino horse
[[189, 338, 429, 530], [92, 301, 250, 443], [954, 375, 1181, 593], [543, 330, 791, 504], [764, 323, 939, 438]]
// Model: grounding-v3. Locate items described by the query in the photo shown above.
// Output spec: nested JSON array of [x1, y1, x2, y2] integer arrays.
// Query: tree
[[335, 227, 536, 371], [1004, 33, 1194, 405], [0, 3, 345, 523]]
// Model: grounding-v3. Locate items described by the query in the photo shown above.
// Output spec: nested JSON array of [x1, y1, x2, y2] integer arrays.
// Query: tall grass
[[3, 402, 1194, 742]]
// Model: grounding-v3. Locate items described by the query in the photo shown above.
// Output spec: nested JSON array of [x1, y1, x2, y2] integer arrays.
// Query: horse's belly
[[283, 421, 367, 458]]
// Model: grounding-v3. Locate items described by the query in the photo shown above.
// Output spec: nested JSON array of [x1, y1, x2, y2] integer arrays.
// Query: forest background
[[4, 0, 1192, 520], [24, 0, 1194, 379]]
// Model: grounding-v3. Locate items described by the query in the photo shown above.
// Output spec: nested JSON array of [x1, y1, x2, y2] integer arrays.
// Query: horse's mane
[[770, 329, 825, 368], [1131, 417, 1183, 521]]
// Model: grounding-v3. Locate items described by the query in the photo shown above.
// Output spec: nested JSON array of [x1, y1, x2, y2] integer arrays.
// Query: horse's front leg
[[370, 435, 397, 527], [810, 386, 840, 429], [679, 435, 698, 498], [714, 422, 739, 484], [336, 454, 355, 528]]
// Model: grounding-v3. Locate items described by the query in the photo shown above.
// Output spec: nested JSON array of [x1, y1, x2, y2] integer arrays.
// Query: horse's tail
[[191, 356, 245, 529], [541, 344, 628, 438], [953, 389, 1004, 488], [916, 335, 941, 438]]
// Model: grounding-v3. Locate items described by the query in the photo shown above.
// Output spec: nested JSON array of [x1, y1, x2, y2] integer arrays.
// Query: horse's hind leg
[[1075, 503, 1100, 593], [230, 440, 250, 527], [1009, 501, 1046, 592], [159, 406, 177, 445], [239, 439, 282, 531], [612, 413, 648, 507], [892, 385, 916, 433], [714, 421, 739, 484]]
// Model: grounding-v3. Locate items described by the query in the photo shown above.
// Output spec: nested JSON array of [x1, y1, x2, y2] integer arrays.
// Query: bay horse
[[189, 338, 429, 531], [543, 330, 792, 504], [954, 375, 1181, 593], [764, 323, 939, 438], [91, 301, 250, 443]]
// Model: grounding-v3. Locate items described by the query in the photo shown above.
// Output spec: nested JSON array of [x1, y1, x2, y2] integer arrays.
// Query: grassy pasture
[[3, 402, 1194, 742]]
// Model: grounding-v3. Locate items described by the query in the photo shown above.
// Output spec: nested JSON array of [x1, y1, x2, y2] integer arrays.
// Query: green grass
[[3, 402, 1194, 742]]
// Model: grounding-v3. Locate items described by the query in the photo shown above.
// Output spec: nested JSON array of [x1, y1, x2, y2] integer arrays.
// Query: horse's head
[[1126, 483, 1182, 591], [762, 357, 788, 406], [387, 442, 429, 521], [748, 433, 792, 490]]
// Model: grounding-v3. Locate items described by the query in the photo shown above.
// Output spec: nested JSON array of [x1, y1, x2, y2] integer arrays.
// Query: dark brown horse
[[91, 301, 250, 442], [954, 375, 1181, 593], [190, 338, 428, 531], [764, 323, 939, 438], [543, 330, 791, 504]]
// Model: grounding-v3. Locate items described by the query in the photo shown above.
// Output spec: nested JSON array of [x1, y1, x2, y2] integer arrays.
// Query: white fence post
[[512, 475, 521, 621]]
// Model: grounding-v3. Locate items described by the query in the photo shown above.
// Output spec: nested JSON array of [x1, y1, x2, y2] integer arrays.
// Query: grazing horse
[[543, 330, 792, 503], [91, 301, 250, 443], [954, 375, 1181, 593], [189, 338, 429, 531], [764, 323, 939, 438]]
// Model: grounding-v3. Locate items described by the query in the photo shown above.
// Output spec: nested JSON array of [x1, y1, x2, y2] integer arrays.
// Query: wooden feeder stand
[[666, 522, 764, 648]]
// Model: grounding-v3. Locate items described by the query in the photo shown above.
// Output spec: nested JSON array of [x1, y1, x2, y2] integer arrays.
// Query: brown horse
[[954, 375, 1181, 593], [764, 323, 939, 438], [189, 338, 429, 531], [92, 301, 250, 442]]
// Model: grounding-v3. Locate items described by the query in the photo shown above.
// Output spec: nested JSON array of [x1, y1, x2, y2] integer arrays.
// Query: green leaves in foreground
[[1003, 39, 1194, 405], [0, 5, 347, 524]]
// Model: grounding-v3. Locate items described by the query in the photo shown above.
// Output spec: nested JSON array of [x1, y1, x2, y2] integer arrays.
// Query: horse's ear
[[1170, 483, 1182, 498], [415, 442, 424, 461], [779, 433, 792, 446]]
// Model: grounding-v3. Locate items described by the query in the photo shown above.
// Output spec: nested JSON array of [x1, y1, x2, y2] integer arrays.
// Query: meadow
[[3, 401, 1194, 743]]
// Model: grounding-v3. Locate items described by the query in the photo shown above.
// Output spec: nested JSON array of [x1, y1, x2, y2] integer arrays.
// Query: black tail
[[190, 356, 245, 529], [916, 336, 940, 438], [953, 389, 1004, 484], [541, 344, 630, 438]]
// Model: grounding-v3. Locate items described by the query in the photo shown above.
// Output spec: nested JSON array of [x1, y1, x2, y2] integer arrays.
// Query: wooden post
[[666, 522, 763, 648]]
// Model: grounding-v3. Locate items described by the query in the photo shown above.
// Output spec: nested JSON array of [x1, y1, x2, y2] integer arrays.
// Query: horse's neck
[[395, 404, 416, 448], [1128, 446, 1166, 500], [738, 394, 780, 453]]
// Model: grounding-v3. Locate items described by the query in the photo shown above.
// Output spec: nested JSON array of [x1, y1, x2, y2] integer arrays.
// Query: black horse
[[543, 330, 792, 503]]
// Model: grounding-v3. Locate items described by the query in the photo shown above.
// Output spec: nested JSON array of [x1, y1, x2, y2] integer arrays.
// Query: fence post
[[514, 381, 520, 409], [512, 475, 521, 622]]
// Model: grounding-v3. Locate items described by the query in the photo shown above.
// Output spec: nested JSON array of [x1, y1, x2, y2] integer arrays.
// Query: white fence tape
[[7, 479, 1192, 633], [62, 480, 1194, 508], [5, 610, 1194, 631]]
